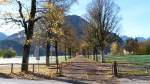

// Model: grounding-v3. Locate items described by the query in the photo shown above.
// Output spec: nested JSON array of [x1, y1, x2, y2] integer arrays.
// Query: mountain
[[64, 15, 87, 39], [6, 15, 150, 43], [4, 15, 88, 56], [5, 15, 150, 55], [0, 40, 23, 55], [0, 39, 47, 56], [6, 31, 25, 43], [7, 15, 88, 41], [0, 32, 7, 40]]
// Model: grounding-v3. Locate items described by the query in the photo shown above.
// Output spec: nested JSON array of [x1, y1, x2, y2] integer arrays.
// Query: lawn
[[105, 55, 150, 63]]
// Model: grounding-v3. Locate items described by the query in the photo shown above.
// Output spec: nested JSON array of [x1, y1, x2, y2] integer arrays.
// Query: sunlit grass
[[105, 55, 150, 63]]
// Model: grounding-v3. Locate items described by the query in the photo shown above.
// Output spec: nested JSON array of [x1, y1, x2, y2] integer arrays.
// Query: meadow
[[105, 55, 150, 63]]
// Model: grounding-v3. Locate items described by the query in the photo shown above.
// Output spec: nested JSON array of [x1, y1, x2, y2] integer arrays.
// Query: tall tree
[[45, 3, 64, 66], [18, 0, 37, 72], [42, 0, 77, 65], [2, 0, 44, 72], [87, 0, 120, 63]]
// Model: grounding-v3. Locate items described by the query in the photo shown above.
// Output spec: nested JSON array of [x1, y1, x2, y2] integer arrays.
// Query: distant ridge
[[6, 15, 150, 42], [7, 15, 88, 41], [0, 32, 7, 40]]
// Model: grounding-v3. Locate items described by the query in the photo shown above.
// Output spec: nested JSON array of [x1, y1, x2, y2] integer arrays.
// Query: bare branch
[[86, 0, 120, 62]]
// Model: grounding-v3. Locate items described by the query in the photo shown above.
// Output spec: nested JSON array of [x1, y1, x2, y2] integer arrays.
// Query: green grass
[[58, 56, 69, 63], [105, 55, 150, 77], [105, 55, 150, 63]]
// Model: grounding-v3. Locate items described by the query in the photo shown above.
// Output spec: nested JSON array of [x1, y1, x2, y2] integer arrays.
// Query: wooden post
[[145, 66, 148, 74], [11, 63, 13, 73], [33, 64, 35, 73], [112, 61, 118, 77], [59, 63, 63, 76]]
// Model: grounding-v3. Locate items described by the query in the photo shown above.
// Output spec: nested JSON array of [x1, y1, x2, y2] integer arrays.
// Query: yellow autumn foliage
[[45, 2, 64, 37], [111, 42, 123, 55]]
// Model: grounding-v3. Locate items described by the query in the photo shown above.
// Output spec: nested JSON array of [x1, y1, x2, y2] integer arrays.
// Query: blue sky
[[69, 0, 150, 38], [0, 0, 150, 38], [116, 0, 150, 38]]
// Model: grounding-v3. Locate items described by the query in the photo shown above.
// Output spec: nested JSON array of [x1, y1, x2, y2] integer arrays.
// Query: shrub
[[135, 41, 150, 55], [136, 43, 146, 55], [0, 50, 3, 57], [2, 49, 16, 58], [144, 40, 150, 55], [111, 42, 123, 55]]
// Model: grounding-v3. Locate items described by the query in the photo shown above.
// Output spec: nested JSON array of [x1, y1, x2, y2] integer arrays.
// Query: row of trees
[[2, 0, 77, 72], [1, 0, 121, 72], [124, 39, 150, 55]]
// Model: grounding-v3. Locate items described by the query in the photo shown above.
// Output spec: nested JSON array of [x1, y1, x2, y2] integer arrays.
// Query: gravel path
[[0, 78, 72, 84], [61, 56, 116, 84]]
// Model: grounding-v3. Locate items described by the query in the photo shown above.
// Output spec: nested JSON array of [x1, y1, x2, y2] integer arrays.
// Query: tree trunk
[[73, 51, 76, 57], [82, 49, 85, 57], [84, 49, 87, 57], [46, 42, 50, 66], [64, 43, 67, 61], [101, 49, 105, 63], [21, 44, 31, 72], [93, 47, 95, 60], [87, 50, 90, 58], [75, 51, 77, 57], [68, 47, 71, 59], [95, 47, 98, 62], [21, 0, 36, 72], [96, 51, 98, 62], [55, 40, 59, 74]]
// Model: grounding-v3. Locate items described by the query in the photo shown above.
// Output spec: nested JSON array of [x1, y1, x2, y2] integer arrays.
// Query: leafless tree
[[87, 0, 120, 63]]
